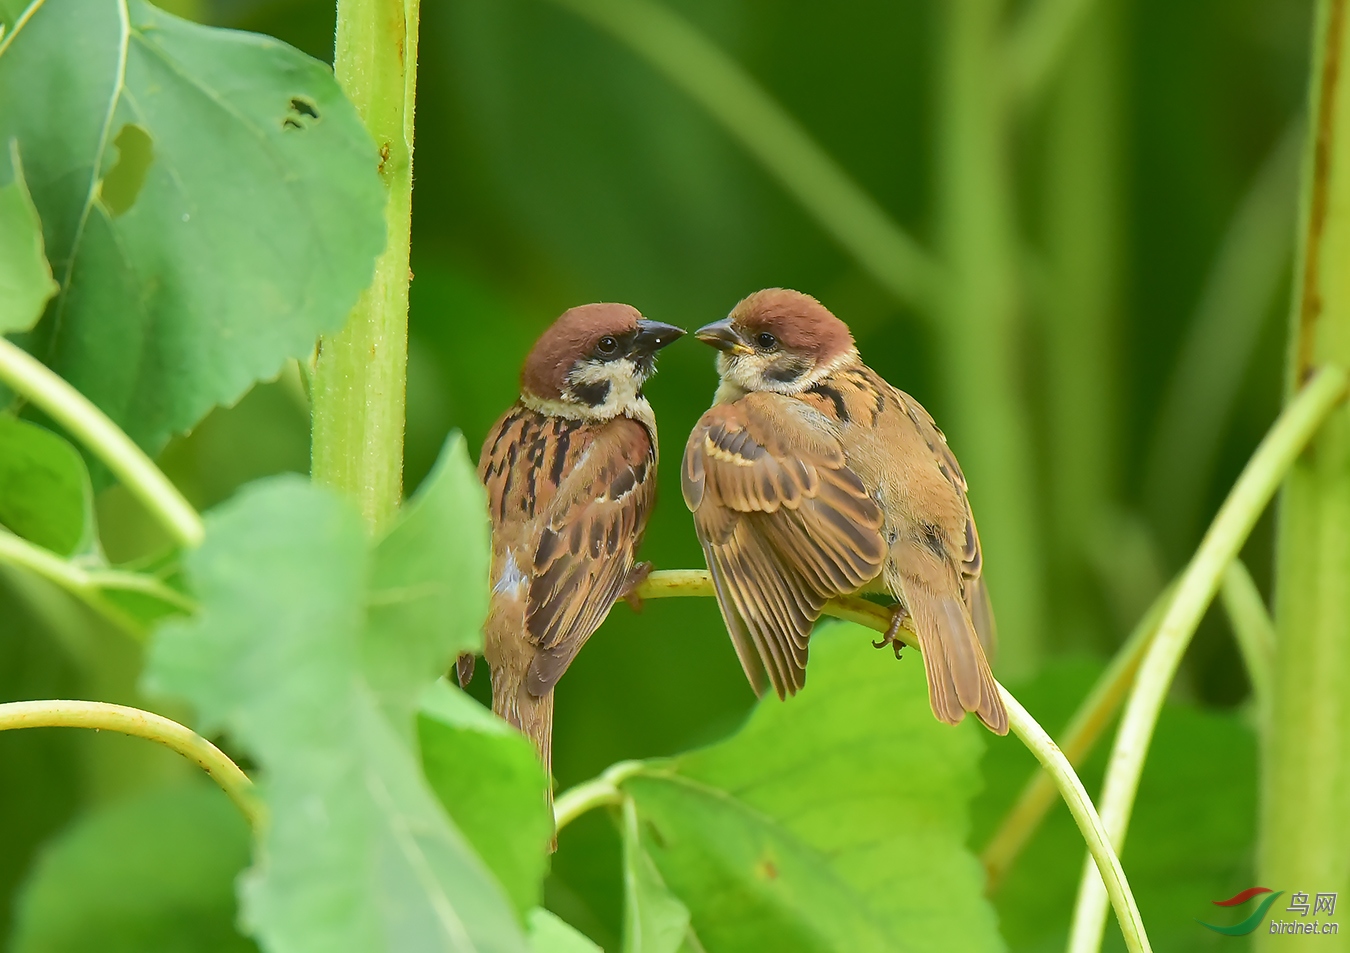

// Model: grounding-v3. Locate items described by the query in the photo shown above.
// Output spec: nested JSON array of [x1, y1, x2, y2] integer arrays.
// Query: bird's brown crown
[[520, 303, 643, 400], [729, 288, 855, 362]]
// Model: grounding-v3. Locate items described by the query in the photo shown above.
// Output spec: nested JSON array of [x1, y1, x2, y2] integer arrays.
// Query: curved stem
[[1001, 687, 1151, 953], [0, 337, 204, 548], [624, 568, 1151, 950], [554, 759, 645, 832], [0, 528, 193, 637], [541, 0, 944, 315], [0, 699, 260, 827], [1066, 363, 1348, 953], [982, 580, 1173, 892], [1219, 559, 1276, 720]]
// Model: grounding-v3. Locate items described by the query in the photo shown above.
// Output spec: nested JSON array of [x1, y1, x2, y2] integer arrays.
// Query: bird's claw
[[871, 605, 910, 660], [621, 561, 653, 613]]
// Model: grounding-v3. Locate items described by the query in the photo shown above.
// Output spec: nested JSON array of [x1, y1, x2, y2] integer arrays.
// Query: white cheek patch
[[569, 358, 644, 416], [493, 549, 528, 597]]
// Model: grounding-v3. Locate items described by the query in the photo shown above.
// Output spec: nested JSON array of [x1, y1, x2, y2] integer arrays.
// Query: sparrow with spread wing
[[463, 304, 685, 809], [682, 288, 1007, 734]]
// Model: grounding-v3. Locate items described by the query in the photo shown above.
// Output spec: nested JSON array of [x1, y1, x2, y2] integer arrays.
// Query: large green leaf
[[145, 476, 527, 953], [0, 415, 94, 555], [0, 148, 57, 333], [0, 0, 385, 454], [9, 783, 256, 953], [367, 432, 490, 729], [419, 679, 553, 918], [622, 623, 1004, 953]]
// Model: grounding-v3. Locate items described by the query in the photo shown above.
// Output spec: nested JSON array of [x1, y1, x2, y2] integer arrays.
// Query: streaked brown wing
[[895, 389, 996, 656], [523, 416, 656, 695], [682, 393, 886, 698]]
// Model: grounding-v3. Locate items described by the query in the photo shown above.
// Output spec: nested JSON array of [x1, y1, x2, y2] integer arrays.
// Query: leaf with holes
[[0, 0, 385, 455]]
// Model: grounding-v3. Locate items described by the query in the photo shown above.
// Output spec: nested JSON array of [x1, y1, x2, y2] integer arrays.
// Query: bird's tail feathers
[[915, 593, 1008, 735], [492, 667, 557, 832]]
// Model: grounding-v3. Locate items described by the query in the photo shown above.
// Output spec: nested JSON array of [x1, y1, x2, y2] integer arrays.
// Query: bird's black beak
[[631, 319, 685, 355], [694, 318, 753, 356]]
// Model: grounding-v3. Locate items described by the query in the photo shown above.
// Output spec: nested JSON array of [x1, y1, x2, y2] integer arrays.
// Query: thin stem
[[1001, 687, 1151, 953], [629, 567, 1148, 950], [0, 699, 260, 827], [312, 0, 421, 533], [540, 0, 944, 315], [1219, 559, 1276, 719], [554, 759, 644, 832], [0, 527, 193, 637], [982, 580, 1174, 892], [0, 338, 203, 548], [1003, 0, 1098, 106], [1066, 364, 1348, 953]]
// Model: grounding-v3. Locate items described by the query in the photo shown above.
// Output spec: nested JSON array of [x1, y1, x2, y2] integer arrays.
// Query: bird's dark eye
[[596, 335, 619, 356], [756, 331, 777, 349]]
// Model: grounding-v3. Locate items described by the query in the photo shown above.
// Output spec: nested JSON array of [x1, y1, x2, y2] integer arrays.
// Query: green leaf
[[419, 679, 553, 917], [527, 909, 603, 953], [622, 623, 1004, 953], [620, 796, 694, 953], [0, 145, 57, 333], [146, 477, 529, 953], [0, 0, 386, 455], [367, 431, 491, 729], [0, 415, 94, 555], [10, 783, 256, 953]]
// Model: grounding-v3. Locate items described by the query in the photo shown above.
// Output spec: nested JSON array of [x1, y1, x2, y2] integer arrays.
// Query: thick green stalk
[[1259, 1, 1350, 943], [310, 0, 420, 532], [936, 0, 1046, 676], [1039, 0, 1122, 647]]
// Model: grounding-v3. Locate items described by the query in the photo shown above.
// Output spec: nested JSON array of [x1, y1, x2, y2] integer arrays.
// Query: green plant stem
[[1004, 0, 1099, 105], [541, 0, 944, 315], [936, 0, 1046, 677], [1067, 364, 1348, 953], [554, 759, 644, 832], [1219, 559, 1276, 721], [627, 568, 1150, 952], [982, 580, 1173, 892], [0, 337, 203, 548], [0, 699, 260, 826], [1000, 687, 1151, 953], [1259, 1, 1350, 940], [0, 527, 194, 637], [311, 0, 421, 533]]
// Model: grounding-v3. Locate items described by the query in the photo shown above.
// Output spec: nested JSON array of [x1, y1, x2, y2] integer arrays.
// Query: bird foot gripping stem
[[872, 604, 911, 659]]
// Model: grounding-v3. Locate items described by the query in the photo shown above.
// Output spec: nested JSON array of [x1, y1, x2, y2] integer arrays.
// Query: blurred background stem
[[310, 0, 421, 532], [1038, 0, 1123, 653], [1259, 0, 1350, 939], [936, 0, 1046, 678]]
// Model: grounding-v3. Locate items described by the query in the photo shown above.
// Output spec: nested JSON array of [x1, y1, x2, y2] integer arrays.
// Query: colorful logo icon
[[1197, 887, 1285, 936]]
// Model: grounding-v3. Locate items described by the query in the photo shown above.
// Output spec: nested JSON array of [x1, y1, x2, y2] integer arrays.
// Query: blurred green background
[[0, 0, 1313, 949]]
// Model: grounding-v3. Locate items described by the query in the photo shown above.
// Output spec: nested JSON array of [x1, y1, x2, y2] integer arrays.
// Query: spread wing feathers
[[683, 394, 886, 698], [524, 417, 655, 695], [480, 405, 656, 699], [896, 389, 996, 658]]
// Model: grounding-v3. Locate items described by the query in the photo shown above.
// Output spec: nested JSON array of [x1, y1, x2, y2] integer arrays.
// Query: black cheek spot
[[766, 357, 809, 384], [573, 379, 611, 407]]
